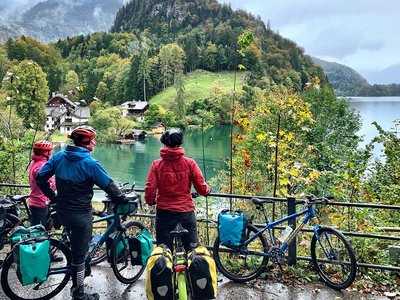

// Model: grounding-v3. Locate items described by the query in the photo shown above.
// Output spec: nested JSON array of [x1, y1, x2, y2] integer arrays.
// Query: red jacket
[[145, 147, 211, 212], [29, 154, 56, 208]]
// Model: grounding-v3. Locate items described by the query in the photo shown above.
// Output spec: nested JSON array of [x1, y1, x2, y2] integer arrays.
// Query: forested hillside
[[313, 57, 400, 96]]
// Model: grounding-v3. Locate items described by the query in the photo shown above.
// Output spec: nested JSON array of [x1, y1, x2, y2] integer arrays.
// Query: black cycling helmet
[[160, 128, 183, 147]]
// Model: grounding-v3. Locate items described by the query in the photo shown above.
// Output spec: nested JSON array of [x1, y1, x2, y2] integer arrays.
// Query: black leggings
[[29, 206, 48, 226], [156, 209, 198, 251], [57, 209, 92, 288]]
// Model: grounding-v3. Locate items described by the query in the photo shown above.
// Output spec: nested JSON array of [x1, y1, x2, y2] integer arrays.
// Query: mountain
[[0, 0, 126, 43], [313, 57, 400, 96], [312, 57, 369, 96], [363, 64, 400, 85]]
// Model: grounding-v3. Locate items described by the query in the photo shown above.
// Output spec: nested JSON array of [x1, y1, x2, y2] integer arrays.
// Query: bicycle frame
[[171, 225, 190, 300], [243, 203, 322, 257], [49, 211, 122, 276]]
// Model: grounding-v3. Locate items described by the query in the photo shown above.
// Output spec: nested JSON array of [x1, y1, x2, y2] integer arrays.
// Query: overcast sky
[[221, 0, 400, 78]]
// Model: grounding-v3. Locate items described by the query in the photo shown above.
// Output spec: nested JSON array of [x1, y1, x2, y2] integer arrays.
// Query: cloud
[[219, 0, 400, 73]]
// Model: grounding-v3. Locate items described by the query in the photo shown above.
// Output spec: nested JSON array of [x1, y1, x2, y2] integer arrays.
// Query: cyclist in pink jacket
[[145, 129, 211, 250], [28, 140, 56, 226]]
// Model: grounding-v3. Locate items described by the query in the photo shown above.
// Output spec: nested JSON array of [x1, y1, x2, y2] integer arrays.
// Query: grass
[[150, 70, 247, 107], [50, 134, 68, 142]]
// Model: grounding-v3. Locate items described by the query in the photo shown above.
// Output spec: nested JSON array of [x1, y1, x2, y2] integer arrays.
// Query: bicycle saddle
[[170, 222, 188, 235]]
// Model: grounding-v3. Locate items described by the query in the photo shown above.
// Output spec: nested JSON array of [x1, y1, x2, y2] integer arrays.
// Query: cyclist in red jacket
[[28, 140, 56, 226], [144, 128, 211, 250]]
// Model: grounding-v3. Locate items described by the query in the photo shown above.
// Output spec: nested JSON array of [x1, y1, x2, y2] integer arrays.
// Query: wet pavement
[[0, 262, 392, 300]]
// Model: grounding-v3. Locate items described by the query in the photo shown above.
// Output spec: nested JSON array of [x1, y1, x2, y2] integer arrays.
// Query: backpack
[[128, 229, 153, 265], [187, 245, 217, 300], [0, 206, 6, 234], [11, 226, 50, 286], [218, 210, 248, 247], [146, 244, 174, 300]]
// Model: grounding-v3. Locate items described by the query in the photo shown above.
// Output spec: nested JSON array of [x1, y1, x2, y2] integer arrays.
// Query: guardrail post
[[287, 197, 297, 266]]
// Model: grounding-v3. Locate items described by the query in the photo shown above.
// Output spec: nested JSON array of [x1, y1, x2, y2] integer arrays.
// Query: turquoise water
[[64, 126, 232, 193]]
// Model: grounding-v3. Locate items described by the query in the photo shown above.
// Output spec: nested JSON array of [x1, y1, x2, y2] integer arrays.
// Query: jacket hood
[[160, 147, 185, 161], [64, 145, 91, 162], [31, 153, 48, 162]]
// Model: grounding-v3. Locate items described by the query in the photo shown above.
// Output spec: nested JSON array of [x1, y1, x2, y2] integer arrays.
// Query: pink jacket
[[144, 147, 211, 212], [29, 154, 56, 208]]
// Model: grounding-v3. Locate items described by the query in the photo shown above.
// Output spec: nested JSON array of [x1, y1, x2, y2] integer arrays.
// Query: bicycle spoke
[[311, 227, 357, 290]]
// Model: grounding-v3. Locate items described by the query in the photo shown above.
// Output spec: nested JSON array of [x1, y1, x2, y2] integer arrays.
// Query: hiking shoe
[[71, 286, 100, 300]]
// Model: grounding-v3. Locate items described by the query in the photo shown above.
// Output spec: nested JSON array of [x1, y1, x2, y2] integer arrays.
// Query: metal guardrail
[[1, 183, 399, 272]]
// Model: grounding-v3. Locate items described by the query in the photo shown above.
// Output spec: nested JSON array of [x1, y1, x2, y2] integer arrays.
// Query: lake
[[349, 96, 400, 152], [88, 125, 231, 193]]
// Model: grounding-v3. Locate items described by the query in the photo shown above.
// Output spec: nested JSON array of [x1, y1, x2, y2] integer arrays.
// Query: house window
[[67, 127, 70, 131]]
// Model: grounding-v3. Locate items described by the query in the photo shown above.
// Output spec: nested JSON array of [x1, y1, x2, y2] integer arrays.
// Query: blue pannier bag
[[128, 229, 153, 265], [11, 225, 50, 286], [218, 210, 248, 247]]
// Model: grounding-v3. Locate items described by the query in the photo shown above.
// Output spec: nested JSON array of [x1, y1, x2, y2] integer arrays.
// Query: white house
[[118, 101, 149, 121], [45, 93, 91, 135]]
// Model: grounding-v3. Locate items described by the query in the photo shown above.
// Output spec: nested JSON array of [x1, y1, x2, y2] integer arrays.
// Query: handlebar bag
[[218, 210, 248, 247], [128, 229, 153, 265], [146, 244, 173, 300], [187, 245, 217, 300], [12, 230, 50, 286], [117, 200, 138, 215]]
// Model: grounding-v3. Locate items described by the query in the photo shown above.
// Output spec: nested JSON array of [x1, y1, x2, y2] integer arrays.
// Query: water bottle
[[88, 233, 102, 252], [278, 225, 293, 243]]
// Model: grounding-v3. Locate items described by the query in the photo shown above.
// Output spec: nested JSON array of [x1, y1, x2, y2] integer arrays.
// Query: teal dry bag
[[218, 210, 248, 247], [128, 229, 153, 265], [13, 238, 51, 286]]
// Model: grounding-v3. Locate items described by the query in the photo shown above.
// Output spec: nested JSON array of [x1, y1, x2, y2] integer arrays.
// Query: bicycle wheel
[[110, 220, 146, 284], [177, 272, 188, 300], [213, 224, 269, 282], [311, 227, 357, 290], [1, 238, 71, 300], [89, 210, 110, 266]]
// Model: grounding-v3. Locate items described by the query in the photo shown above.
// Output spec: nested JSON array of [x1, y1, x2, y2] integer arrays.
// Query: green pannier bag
[[129, 229, 153, 265], [10, 225, 47, 245], [146, 244, 174, 300], [11, 225, 50, 286], [187, 245, 217, 300], [106, 233, 127, 262]]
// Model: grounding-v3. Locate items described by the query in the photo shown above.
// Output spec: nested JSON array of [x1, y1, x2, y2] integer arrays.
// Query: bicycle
[[170, 222, 192, 300], [0, 194, 109, 267], [213, 195, 357, 290], [0, 185, 147, 300]]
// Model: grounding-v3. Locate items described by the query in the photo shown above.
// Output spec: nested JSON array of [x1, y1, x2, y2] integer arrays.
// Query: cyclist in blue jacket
[[36, 125, 127, 300]]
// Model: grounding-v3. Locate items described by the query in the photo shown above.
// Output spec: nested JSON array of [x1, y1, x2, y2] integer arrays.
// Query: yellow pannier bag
[[187, 245, 217, 299], [145, 244, 174, 300]]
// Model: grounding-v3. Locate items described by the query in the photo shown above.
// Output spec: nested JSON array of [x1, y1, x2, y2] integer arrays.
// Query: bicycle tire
[[1, 237, 71, 300], [177, 272, 188, 300], [311, 227, 357, 290], [213, 224, 269, 282], [89, 210, 111, 266], [110, 220, 146, 284]]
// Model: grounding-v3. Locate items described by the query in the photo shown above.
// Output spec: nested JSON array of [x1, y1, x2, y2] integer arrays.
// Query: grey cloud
[[309, 27, 384, 59]]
